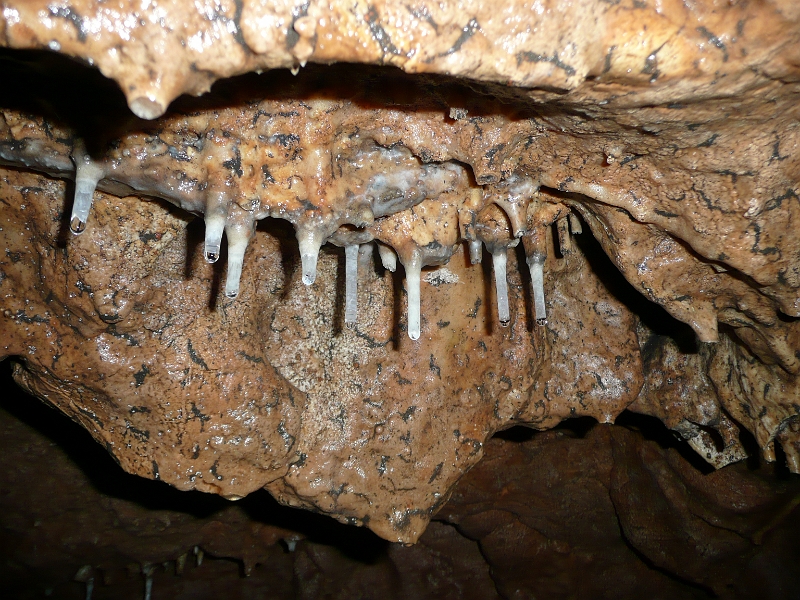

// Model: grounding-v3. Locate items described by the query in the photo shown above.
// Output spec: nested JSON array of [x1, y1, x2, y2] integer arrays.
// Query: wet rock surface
[[0, 161, 644, 541], [0, 0, 799, 549], [2, 0, 800, 119], [3, 365, 800, 599]]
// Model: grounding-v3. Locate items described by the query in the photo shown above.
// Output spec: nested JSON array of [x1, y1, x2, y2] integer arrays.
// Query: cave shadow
[[513, 242, 536, 333], [56, 178, 76, 247], [393, 259, 406, 347], [492, 409, 800, 480], [183, 215, 204, 280], [0, 48, 133, 149], [264, 218, 301, 301], [0, 47, 567, 166], [614, 411, 717, 475], [567, 209, 699, 353], [493, 412, 735, 476], [480, 243, 496, 334], [0, 359, 389, 564], [333, 245, 346, 335]]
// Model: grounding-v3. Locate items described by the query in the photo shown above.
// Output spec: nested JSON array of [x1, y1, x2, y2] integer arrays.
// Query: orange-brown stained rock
[[1, 171, 302, 500], [0, 165, 644, 542], [0, 0, 799, 544], [2, 1, 800, 118]]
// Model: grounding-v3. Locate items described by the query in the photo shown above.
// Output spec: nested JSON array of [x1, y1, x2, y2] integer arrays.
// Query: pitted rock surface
[[0, 165, 643, 541], [0, 0, 799, 543]]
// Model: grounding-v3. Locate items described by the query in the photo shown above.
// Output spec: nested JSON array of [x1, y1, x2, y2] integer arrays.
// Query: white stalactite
[[469, 240, 483, 264], [203, 191, 229, 263], [404, 257, 422, 340], [492, 249, 510, 326], [377, 242, 397, 272], [296, 226, 324, 286], [528, 253, 547, 326], [223, 214, 255, 298], [344, 244, 359, 325], [70, 145, 104, 235]]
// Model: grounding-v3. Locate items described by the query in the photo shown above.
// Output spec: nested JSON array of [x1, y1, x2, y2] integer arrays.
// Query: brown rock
[[0, 0, 798, 546], [445, 424, 800, 599], [3, 378, 800, 599]]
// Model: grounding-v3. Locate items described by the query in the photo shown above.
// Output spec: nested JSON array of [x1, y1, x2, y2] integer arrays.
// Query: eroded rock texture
[[0, 0, 799, 544], [3, 376, 800, 599]]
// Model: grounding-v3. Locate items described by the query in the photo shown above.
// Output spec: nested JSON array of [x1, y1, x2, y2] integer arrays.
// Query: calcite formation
[[0, 0, 799, 543]]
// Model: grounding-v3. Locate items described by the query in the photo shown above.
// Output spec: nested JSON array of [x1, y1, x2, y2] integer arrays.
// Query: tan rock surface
[[0, 0, 799, 544], [2, 1, 799, 117], [0, 162, 642, 541]]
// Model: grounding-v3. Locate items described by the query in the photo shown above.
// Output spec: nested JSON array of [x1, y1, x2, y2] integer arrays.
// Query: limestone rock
[[0, 0, 799, 543]]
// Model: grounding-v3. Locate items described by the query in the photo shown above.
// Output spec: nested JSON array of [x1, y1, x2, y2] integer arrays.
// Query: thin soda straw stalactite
[[203, 191, 229, 264], [45, 105, 570, 338], [492, 248, 511, 326], [296, 225, 324, 286], [223, 209, 256, 299], [523, 226, 549, 327], [70, 142, 104, 235], [377, 242, 397, 272], [403, 254, 422, 341], [344, 244, 359, 325], [469, 240, 483, 264], [569, 212, 582, 235], [529, 254, 547, 326]]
